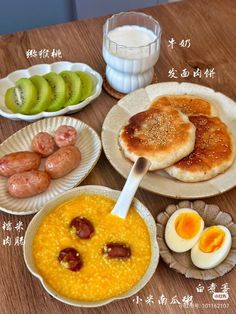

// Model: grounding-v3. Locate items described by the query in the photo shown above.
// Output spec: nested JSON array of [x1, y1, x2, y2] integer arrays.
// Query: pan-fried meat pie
[[119, 107, 196, 170], [166, 115, 235, 182], [150, 95, 216, 116]]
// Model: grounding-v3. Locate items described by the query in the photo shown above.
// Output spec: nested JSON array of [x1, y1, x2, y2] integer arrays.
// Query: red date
[[70, 217, 94, 239], [58, 248, 83, 271], [103, 243, 131, 259]]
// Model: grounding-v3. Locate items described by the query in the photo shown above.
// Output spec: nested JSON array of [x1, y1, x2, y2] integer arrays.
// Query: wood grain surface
[[0, 0, 236, 313]]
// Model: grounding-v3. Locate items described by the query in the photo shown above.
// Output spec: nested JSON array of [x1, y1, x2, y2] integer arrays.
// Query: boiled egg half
[[165, 208, 204, 252], [191, 225, 232, 269]]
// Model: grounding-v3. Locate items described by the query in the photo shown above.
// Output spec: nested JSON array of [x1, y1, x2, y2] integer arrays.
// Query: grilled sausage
[[0, 151, 41, 177], [32, 132, 56, 157], [45, 145, 81, 179], [54, 125, 77, 147], [7, 170, 50, 198]]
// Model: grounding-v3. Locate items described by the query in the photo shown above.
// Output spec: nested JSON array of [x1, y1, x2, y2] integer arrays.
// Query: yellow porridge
[[33, 194, 151, 301]]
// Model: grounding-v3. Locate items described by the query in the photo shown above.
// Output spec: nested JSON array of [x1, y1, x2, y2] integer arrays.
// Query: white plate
[[102, 82, 236, 199], [23, 185, 159, 307], [0, 116, 102, 215], [0, 61, 103, 122]]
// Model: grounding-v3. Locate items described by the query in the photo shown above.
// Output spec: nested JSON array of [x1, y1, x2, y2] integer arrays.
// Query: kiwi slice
[[60, 71, 82, 107], [30, 75, 53, 114], [44, 72, 67, 112], [75, 71, 93, 101], [5, 78, 37, 114]]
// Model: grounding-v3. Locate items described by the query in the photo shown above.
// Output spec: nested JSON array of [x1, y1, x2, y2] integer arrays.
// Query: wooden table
[[0, 0, 236, 313]]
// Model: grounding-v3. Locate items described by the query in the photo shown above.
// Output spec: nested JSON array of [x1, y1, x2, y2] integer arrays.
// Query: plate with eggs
[[156, 200, 236, 280]]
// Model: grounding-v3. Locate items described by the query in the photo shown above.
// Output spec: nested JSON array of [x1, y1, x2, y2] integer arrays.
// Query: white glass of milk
[[103, 12, 161, 94]]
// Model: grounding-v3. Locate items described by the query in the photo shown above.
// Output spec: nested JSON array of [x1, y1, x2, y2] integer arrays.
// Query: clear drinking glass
[[103, 12, 162, 94]]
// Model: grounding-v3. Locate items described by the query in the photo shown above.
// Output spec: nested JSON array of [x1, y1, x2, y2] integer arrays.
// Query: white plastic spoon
[[111, 157, 151, 219]]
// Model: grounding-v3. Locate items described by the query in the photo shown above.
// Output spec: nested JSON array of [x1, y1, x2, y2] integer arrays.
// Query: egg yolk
[[199, 226, 225, 253], [175, 212, 201, 239]]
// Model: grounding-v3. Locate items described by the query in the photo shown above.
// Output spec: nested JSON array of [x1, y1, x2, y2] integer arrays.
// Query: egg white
[[165, 208, 204, 253], [191, 225, 232, 269]]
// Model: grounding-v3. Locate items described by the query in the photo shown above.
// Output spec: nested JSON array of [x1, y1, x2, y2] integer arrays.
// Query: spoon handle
[[111, 157, 151, 219]]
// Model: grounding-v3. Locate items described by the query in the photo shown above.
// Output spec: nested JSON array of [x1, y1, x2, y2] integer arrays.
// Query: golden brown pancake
[[150, 95, 216, 116], [119, 106, 196, 170], [166, 115, 235, 182]]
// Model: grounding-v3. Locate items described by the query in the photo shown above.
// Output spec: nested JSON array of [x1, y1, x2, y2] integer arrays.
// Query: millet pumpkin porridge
[[33, 194, 151, 301]]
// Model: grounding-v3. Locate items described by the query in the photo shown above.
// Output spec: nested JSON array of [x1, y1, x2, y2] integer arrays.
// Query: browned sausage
[[7, 170, 50, 198], [0, 151, 41, 177], [45, 145, 81, 179], [54, 125, 77, 147], [32, 132, 56, 157]]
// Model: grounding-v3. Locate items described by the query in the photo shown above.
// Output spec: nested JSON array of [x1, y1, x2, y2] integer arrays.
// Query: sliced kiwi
[[5, 78, 37, 114], [30, 75, 53, 114], [60, 71, 82, 107], [75, 71, 93, 101], [44, 72, 67, 112]]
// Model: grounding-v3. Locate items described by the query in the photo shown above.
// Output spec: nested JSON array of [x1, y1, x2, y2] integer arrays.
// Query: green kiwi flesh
[[30, 75, 53, 114], [75, 71, 93, 101], [4, 70, 94, 114], [60, 71, 82, 107], [5, 78, 37, 114], [44, 72, 67, 112]]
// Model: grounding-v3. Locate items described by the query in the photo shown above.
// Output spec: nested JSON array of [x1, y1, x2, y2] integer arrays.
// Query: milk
[[103, 23, 161, 93], [108, 25, 157, 56]]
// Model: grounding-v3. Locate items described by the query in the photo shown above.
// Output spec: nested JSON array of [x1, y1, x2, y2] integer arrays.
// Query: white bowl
[[0, 61, 103, 122], [23, 185, 159, 307]]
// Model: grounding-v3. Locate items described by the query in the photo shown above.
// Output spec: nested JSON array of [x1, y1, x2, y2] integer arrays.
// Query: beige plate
[[23, 185, 159, 307], [156, 200, 236, 280], [102, 82, 236, 199], [0, 116, 101, 215]]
